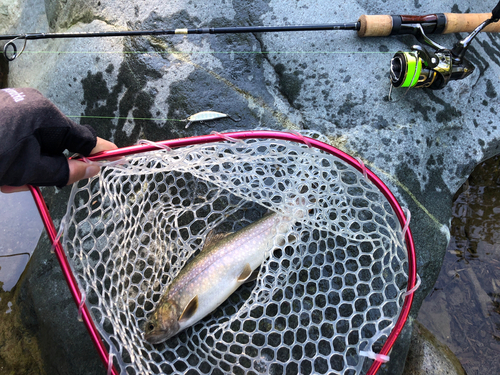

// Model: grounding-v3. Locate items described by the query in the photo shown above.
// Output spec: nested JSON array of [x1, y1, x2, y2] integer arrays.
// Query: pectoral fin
[[246, 268, 260, 283], [178, 295, 198, 323], [237, 263, 254, 283]]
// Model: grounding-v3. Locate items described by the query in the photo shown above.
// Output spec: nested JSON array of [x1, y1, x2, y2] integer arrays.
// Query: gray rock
[[403, 320, 466, 375], [2, 0, 499, 373]]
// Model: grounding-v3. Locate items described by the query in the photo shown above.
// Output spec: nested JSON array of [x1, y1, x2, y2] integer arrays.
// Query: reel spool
[[390, 51, 422, 89], [390, 47, 473, 90]]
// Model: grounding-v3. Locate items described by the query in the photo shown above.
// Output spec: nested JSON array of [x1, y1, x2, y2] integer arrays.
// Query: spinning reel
[[390, 3, 500, 90]]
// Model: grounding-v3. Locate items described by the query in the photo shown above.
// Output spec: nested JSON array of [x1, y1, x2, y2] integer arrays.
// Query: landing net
[[60, 131, 415, 375]]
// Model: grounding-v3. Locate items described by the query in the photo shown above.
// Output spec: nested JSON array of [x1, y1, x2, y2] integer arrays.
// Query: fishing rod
[[1, 2, 500, 91]]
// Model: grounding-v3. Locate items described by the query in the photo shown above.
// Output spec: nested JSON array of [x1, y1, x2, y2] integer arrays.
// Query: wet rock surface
[[0, 282, 46, 374], [17, 224, 106, 375], [403, 320, 466, 375], [1, 0, 500, 373]]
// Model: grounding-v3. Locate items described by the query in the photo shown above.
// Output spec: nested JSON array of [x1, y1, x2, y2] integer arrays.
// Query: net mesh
[[62, 135, 409, 375]]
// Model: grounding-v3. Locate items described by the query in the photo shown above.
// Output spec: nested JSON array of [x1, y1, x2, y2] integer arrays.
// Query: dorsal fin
[[178, 295, 198, 323], [203, 230, 232, 250], [237, 263, 254, 283]]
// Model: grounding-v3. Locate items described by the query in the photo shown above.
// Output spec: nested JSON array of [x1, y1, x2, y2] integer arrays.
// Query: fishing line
[[8, 48, 396, 56], [67, 115, 185, 122], [68, 113, 241, 126]]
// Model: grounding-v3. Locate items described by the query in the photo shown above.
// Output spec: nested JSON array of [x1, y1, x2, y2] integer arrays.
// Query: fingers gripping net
[[62, 136, 410, 375]]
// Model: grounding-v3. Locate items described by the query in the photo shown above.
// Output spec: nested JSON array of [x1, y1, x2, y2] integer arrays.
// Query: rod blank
[[0, 23, 360, 41]]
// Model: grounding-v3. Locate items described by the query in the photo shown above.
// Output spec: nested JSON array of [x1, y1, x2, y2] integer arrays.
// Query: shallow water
[[418, 155, 500, 375], [0, 191, 43, 291]]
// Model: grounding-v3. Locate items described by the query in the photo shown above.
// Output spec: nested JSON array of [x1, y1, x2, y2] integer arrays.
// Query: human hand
[[1, 137, 118, 193], [0, 88, 118, 193]]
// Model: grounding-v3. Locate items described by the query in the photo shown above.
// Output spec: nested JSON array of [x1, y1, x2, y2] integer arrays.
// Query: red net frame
[[29, 130, 416, 375]]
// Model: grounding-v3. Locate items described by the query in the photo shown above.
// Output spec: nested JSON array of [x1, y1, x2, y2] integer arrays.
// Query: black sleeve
[[0, 88, 97, 187]]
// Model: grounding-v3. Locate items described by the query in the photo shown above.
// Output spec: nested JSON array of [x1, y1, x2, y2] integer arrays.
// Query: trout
[[144, 211, 297, 344]]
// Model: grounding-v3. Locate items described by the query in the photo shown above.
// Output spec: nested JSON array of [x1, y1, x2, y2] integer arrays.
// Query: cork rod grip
[[358, 12, 500, 37], [357, 15, 393, 37], [443, 13, 500, 33]]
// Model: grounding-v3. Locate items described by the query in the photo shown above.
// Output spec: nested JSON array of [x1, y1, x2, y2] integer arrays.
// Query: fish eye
[[147, 323, 155, 332]]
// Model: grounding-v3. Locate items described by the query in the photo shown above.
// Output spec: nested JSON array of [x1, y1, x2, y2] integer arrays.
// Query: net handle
[[30, 130, 416, 375]]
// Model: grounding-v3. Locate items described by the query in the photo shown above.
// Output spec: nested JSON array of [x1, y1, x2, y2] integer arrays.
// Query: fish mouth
[[144, 332, 170, 345]]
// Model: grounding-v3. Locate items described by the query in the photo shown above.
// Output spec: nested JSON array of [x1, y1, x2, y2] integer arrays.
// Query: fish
[[143, 210, 298, 344]]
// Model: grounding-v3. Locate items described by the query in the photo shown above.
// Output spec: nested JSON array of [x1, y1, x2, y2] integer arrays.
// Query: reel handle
[[358, 12, 500, 37]]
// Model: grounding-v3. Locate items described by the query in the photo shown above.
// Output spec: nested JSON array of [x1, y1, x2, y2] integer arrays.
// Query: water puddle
[[0, 191, 43, 291], [418, 155, 500, 374]]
